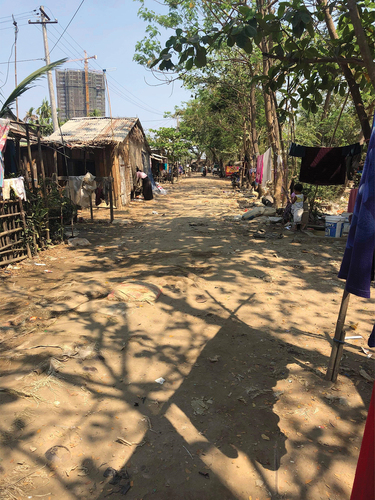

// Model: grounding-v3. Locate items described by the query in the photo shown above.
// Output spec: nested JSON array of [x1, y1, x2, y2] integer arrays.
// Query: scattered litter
[[191, 397, 209, 415], [44, 270, 53, 273], [261, 434, 270, 441], [29, 446, 37, 452], [255, 479, 264, 487], [237, 396, 247, 404], [346, 336, 362, 340], [208, 355, 220, 363], [120, 483, 131, 495], [35, 263, 46, 266], [155, 377, 165, 385], [77, 343, 97, 361], [361, 347, 370, 356], [67, 237, 91, 247], [45, 445, 71, 464], [349, 323, 359, 330], [108, 281, 162, 304], [269, 216, 282, 223], [183, 445, 193, 459], [112, 219, 133, 225], [233, 215, 242, 221], [246, 387, 272, 399], [103, 467, 118, 478], [359, 369, 374, 382], [195, 295, 207, 303], [116, 437, 145, 447], [152, 211, 159, 215], [199, 472, 210, 479]]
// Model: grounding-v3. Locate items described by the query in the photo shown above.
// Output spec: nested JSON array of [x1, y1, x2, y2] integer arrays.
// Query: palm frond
[[0, 58, 67, 117]]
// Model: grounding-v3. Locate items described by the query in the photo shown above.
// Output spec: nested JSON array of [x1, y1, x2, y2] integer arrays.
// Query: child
[[291, 183, 304, 231]]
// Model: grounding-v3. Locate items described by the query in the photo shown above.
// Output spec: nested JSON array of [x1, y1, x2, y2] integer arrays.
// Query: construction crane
[[66, 52, 97, 116]]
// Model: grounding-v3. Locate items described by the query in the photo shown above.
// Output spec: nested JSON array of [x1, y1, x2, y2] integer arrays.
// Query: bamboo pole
[[37, 126, 50, 242], [19, 198, 32, 259], [109, 177, 114, 223], [325, 289, 350, 381]]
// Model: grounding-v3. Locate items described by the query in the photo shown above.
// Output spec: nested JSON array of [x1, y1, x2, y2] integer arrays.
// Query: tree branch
[[262, 52, 366, 66]]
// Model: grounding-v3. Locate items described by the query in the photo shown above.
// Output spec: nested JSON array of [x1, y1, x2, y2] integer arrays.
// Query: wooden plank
[[325, 289, 350, 381], [0, 240, 24, 253], [0, 212, 21, 219], [0, 247, 25, 257], [0, 227, 23, 239], [0, 254, 28, 267]]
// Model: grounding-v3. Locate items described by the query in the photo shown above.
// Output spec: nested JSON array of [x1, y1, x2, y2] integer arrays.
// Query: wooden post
[[19, 198, 32, 259], [26, 125, 36, 190], [53, 148, 58, 176], [89, 191, 94, 221], [325, 289, 350, 382], [109, 177, 114, 223], [37, 126, 50, 241]]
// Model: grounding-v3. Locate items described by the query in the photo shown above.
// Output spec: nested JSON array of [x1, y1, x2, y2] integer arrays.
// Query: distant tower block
[[56, 69, 106, 121]]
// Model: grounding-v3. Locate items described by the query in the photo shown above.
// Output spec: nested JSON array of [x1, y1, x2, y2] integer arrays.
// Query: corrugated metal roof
[[45, 116, 140, 146]]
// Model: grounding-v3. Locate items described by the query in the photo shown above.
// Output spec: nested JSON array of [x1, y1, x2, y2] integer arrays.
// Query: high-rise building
[[55, 69, 106, 121]]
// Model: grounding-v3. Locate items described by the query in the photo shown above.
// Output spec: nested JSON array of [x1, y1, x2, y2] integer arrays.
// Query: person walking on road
[[136, 167, 154, 200]]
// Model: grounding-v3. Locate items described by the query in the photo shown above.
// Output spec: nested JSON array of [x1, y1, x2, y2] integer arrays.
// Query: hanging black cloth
[[297, 143, 362, 185]]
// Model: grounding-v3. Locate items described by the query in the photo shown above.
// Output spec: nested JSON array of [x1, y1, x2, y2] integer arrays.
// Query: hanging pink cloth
[[255, 154, 263, 184], [348, 188, 359, 213]]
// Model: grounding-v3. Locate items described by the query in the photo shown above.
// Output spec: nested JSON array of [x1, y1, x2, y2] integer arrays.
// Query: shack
[[44, 117, 151, 207]]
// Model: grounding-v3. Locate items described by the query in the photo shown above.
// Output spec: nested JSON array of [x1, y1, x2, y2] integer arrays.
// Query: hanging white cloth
[[2, 177, 27, 201], [261, 148, 272, 186]]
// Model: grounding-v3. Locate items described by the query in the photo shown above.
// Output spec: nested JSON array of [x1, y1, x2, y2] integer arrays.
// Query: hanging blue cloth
[[338, 115, 375, 347]]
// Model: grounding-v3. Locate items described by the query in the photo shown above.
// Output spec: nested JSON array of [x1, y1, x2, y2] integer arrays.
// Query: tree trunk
[[317, 0, 371, 141], [317, 90, 332, 145], [346, 0, 375, 91]]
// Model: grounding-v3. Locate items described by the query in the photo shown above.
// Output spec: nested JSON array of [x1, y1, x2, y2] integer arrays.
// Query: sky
[[0, 0, 191, 131]]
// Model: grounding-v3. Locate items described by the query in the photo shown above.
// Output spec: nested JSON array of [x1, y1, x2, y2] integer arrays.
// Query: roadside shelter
[[44, 117, 151, 207]]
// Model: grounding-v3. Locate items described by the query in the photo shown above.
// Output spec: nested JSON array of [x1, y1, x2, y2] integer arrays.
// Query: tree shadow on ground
[[0, 176, 373, 499]]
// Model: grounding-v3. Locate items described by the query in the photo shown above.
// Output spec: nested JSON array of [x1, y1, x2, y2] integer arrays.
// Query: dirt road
[[0, 174, 374, 500]]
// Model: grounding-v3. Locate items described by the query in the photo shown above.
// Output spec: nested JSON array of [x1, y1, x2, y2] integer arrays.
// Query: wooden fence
[[0, 198, 31, 267]]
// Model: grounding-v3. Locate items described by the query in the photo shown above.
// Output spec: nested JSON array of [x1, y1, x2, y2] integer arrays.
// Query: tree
[[137, 0, 374, 140], [148, 126, 193, 165], [0, 59, 66, 118], [24, 107, 38, 124]]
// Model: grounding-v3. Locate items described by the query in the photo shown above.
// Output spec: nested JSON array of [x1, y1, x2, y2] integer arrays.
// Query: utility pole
[[29, 6, 59, 132], [12, 15, 19, 120], [84, 51, 90, 116]]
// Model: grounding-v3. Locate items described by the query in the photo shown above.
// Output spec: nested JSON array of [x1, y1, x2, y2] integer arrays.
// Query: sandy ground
[[0, 174, 374, 500]]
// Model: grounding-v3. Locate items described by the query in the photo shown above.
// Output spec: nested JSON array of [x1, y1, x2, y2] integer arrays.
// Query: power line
[[0, 10, 37, 21], [50, 0, 85, 54], [0, 39, 15, 88], [0, 57, 44, 65], [48, 23, 165, 115]]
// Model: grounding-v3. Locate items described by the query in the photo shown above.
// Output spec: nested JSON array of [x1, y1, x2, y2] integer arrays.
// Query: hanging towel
[[350, 383, 375, 500], [338, 123, 375, 298], [288, 142, 306, 157], [261, 148, 272, 186], [255, 154, 263, 184], [299, 146, 347, 185], [0, 119, 10, 188], [2, 177, 27, 200], [338, 117, 375, 348], [347, 188, 359, 214]]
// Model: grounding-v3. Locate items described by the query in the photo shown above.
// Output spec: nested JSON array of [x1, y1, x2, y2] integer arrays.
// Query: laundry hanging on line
[[255, 148, 272, 187], [0, 118, 10, 189], [337, 118, 374, 347], [66, 172, 97, 208], [2, 177, 27, 201], [289, 142, 362, 185]]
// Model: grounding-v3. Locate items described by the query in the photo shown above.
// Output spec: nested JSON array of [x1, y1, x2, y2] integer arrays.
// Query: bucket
[[325, 216, 344, 237]]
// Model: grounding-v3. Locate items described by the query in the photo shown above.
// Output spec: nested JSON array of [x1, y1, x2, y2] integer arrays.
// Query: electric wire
[[50, 0, 86, 54], [48, 22, 165, 115]]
